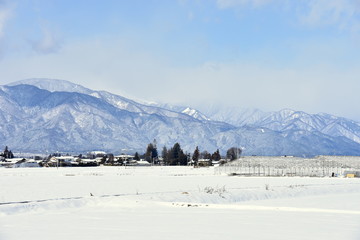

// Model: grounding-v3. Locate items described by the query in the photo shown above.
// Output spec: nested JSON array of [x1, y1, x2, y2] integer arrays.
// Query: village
[[0, 150, 153, 168], [0, 145, 222, 168], [1, 145, 360, 178]]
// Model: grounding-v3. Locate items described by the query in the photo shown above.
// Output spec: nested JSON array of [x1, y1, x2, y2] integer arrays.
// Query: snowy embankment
[[1, 166, 360, 240]]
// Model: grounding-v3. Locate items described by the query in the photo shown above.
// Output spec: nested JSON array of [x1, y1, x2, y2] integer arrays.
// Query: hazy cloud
[[216, 0, 274, 8], [216, 0, 360, 32], [0, 1, 12, 39], [300, 0, 360, 31], [1, 36, 360, 120], [30, 26, 63, 54]]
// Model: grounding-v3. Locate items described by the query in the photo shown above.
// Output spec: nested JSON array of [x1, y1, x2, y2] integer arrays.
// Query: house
[[136, 160, 151, 166], [198, 159, 212, 167], [78, 158, 99, 167], [14, 159, 40, 168], [0, 158, 29, 168], [188, 159, 213, 167], [114, 154, 135, 165], [47, 156, 78, 167], [344, 171, 360, 178], [89, 151, 106, 158]]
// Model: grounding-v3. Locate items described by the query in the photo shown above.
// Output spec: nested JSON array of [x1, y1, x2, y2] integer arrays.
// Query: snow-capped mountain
[[1, 78, 360, 156], [8, 78, 94, 95], [148, 103, 211, 122], [9, 79, 198, 120], [201, 106, 360, 146], [0, 81, 234, 153], [198, 105, 269, 126], [181, 107, 211, 121]]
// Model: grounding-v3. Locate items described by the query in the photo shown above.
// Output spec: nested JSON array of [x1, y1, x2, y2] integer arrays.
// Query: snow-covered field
[[1, 166, 360, 240]]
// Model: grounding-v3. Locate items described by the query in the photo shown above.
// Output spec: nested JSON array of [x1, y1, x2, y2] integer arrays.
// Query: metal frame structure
[[215, 156, 360, 177]]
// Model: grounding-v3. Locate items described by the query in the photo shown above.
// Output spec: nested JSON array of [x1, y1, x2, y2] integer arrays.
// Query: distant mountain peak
[[182, 107, 210, 121], [7, 78, 93, 94]]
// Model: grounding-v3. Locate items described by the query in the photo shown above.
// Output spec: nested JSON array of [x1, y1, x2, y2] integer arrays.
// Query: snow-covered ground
[[1, 166, 360, 240]]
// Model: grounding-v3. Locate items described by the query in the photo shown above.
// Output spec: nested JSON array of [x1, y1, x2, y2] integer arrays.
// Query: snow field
[[1, 166, 360, 240]]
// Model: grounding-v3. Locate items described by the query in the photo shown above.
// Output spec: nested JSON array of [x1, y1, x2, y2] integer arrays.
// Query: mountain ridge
[[1, 78, 360, 156]]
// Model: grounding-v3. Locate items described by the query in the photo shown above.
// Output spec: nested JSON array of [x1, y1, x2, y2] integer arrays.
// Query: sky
[[0, 0, 360, 120]]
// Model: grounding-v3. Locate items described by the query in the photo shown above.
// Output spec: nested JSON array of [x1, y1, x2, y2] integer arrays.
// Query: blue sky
[[1, 0, 360, 120]]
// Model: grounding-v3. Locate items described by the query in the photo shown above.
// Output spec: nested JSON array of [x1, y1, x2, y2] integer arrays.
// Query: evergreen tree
[[169, 143, 187, 165], [134, 152, 140, 161], [9, 151, 14, 159], [151, 139, 158, 162], [192, 146, 200, 166], [179, 151, 188, 166], [162, 146, 169, 165], [145, 143, 153, 162], [4, 146, 9, 158], [169, 143, 180, 165], [3, 146, 14, 159], [201, 150, 211, 160], [145, 143, 158, 164], [211, 149, 221, 161]]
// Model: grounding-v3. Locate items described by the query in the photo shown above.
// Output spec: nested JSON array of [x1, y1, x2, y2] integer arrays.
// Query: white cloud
[[0, 31, 359, 120], [216, 0, 274, 9], [300, 0, 360, 30], [30, 26, 63, 54], [165, 61, 360, 120], [216, 0, 360, 33], [0, 1, 12, 39]]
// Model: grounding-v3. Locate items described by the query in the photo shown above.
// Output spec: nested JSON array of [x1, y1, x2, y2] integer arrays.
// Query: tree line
[[134, 140, 242, 166], [1, 143, 242, 167], [0, 146, 14, 159]]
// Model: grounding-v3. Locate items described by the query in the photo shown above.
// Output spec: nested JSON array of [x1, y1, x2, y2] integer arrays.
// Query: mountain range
[[1, 78, 360, 157]]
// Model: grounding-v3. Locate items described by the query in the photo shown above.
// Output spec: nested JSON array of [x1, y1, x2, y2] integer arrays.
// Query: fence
[[215, 155, 360, 177]]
